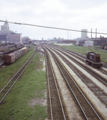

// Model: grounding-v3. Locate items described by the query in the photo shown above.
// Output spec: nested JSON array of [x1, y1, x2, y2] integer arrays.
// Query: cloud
[[61, 0, 107, 9], [0, 0, 107, 39]]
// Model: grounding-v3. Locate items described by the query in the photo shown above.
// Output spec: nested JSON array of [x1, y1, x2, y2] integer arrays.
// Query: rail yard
[[43, 43, 107, 120], [0, 43, 107, 120], [1, 1, 107, 119]]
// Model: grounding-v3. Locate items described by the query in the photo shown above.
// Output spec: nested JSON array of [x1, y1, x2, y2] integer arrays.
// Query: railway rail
[[56, 46, 107, 74], [47, 45, 107, 85], [54, 44, 107, 68], [52, 48, 107, 107], [45, 45, 107, 105], [49, 44, 107, 73], [44, 45, 102, 120], [0, 50, 36, 104], [45, 49, 67, 120]]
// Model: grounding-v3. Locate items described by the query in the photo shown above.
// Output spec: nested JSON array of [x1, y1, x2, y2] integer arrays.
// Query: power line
[[0, 19, 107, 35]]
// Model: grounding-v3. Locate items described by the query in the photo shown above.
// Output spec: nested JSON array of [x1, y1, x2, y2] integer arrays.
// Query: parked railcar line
[[44, 45, 102, 120], [45, 49, 67, 120], [0, 51, 36, 104]]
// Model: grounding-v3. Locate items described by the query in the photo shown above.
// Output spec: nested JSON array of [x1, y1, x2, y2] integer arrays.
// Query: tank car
[[86, 52, 102, 67]]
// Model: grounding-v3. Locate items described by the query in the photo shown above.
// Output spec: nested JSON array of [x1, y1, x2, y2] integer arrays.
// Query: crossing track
[[43, 45, 103, 120], [0, 50, 36, 104]]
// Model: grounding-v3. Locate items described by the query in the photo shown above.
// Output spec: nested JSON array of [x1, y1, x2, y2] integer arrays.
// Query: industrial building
[[84, 41, 94, 47], [0, 21, 22, 43]]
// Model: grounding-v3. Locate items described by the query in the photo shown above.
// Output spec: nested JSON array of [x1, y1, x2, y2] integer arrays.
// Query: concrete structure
[[0, 21, 22, 43], [81, 29, 87, 39], [84, 41, 94, 47]]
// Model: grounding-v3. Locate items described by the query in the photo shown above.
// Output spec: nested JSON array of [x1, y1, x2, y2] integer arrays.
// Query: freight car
[[0, 52, 4, 66], [86, 52, 102, 67], [1, 47, 29, 65], [0, 43, 24, 52], [0, 45, 9, 52], [4, 52, 16, 64]]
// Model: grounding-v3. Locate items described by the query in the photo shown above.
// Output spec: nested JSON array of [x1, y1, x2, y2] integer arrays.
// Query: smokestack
[[91, 29, 92, 38], [96, 28, 97, 38]]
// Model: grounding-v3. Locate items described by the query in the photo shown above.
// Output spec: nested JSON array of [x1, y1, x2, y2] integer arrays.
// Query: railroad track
[[45, 49, 67, 120], [44, 46, 102, 120], [45, 45, 107, 105], [54, 50, 107, 107], [46, 45, 107, 85], [49, 44, 107, 74], [57, 46, 107, 74], [0, 51, 36, 104], [54, 44, 107, 68]]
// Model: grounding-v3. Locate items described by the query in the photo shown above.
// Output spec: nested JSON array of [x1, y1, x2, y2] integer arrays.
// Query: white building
[[84, 41, 94, 47], [0, 21, 22, 43], [1, 21, 9, 34], [81, 29, 87, 39]]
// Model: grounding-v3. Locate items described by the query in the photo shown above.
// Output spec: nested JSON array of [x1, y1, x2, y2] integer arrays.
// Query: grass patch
[[60, 45, 107, 63], [0, 46, 35, 90], [34, 105, 47, 120], [0, 52, 47, 120]]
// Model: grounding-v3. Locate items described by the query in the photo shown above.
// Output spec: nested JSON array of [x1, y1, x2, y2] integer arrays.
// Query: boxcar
[[4, 52, 16, 64]]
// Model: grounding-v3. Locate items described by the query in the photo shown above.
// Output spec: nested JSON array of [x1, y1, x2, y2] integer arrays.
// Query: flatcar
[[86, 52, 102, 67]]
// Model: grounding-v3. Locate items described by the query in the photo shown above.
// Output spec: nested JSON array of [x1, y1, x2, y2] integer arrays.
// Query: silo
[[81, 29, 87, 39]]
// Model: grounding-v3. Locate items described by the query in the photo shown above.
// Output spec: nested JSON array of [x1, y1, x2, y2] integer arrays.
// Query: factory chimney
[[96, 28, 97, 38], [91, 29, 92, 38]]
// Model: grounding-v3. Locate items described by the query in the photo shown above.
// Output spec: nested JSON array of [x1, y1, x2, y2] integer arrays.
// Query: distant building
[[84, 41, 94, 47], [81, 29, 87, 39], [57, 40, 74, 44], [0, 35, 7, 42], [1, 21, 9, 33], [22, 37, 30, 43], [10, 33, 22, 43], [0, 21, 22, 43]]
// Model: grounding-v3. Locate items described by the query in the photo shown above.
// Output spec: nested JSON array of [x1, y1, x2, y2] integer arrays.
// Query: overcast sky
[[0, 0, 107, 40]]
